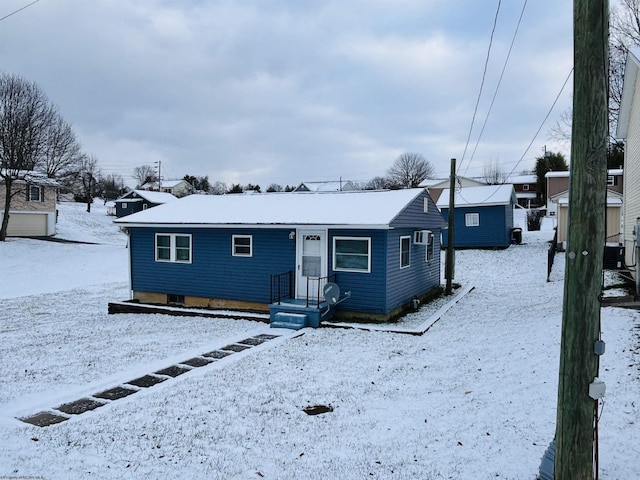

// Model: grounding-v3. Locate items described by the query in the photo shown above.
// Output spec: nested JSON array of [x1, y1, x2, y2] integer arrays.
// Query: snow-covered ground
[[0, 201, 638, 479]]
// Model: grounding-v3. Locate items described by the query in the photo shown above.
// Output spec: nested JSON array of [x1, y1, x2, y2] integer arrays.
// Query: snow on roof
[[507, 174, 536, 184], [116, 190, 178, 204], [546, 169, 622, 178], [0, 170, 61, 187], [115, 188, 427, 228], [436, 184, 516, 208], [544, 171, 570, 178], [141, 179, 187, 189], [296, 181, 356, 192]]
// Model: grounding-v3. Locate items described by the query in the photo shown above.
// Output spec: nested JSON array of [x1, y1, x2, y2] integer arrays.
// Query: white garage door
[[6, 213, 48, 236]]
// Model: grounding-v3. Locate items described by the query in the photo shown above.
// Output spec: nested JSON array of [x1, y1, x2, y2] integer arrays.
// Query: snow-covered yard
[[0, 201, 638, 479]]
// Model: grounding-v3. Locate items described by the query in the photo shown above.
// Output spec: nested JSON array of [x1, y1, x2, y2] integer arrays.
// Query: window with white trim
[[465, 213, 480, 227], [522, 184, 529, 191], [400, 236, 411, 268], [155, 233, 192, 263], [28, 185, 43, 202], [232, 234, 252, 257], [122, 202, 128, 209], [607, 175, 615, 186], [333, 237, 371, 273]]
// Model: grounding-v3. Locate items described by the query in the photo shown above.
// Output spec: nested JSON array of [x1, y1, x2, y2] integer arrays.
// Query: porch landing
[[269, 298, 335, 330]]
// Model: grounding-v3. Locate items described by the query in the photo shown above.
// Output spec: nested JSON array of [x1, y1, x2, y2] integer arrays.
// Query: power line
[[0, 0, 41, 23], [504, 67, 573, 180], [450, 67, 573, 209], [458, 0, 502, 175], [463, 0, 528, 176]]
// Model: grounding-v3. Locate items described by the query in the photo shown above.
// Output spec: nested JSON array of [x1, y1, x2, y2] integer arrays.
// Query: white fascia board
[[112, 222, 392, 230]]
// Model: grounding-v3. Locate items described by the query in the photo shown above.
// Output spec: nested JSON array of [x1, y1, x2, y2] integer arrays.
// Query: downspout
[[635, 219, 640, 297]]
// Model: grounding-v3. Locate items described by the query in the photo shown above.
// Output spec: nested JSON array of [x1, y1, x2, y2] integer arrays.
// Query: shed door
[[295, 230, 327, 300]]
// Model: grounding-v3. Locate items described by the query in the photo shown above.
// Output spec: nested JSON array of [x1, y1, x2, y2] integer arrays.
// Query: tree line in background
[[131, 151, 437, 196]]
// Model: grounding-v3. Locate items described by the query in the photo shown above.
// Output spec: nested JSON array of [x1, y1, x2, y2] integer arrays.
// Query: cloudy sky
[[1, 0, 574, 188]]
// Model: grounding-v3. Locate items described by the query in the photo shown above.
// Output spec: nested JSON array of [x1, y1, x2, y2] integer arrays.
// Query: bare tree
[[0, 73, 56, 241], [482, 159, 507, 185], [364, 176, 391, 190], [608, 0, 640, 141], [133, 164, 156, 188], [41, 113, 83, 180], [266, 183, 283, 192], [78, 154, 101, 212], [99, 173, 126, 201], [386, 152, 434, 188], [210, 181, 227, 195], [548, 108, 573, 147]]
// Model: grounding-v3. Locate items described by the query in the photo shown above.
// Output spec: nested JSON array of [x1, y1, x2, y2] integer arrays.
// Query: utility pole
[[155, 160, 162, 191], [445, 158, 456, 295], [554, 1, 608, 478]]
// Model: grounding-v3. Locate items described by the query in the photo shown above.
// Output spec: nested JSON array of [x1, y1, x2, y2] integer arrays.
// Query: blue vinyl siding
[[328, 229, 387, 314], [385, 228, 442, 312], [127, 190, 446, 316], [130, 227, 295, 303], [390, 190, 448, 230], [440, 205, 513, 248]]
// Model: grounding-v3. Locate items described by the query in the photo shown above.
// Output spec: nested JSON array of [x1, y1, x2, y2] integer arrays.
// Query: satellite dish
[[323, 282, 340, 305]]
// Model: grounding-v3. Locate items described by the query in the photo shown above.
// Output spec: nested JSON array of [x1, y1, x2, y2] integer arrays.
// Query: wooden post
[[554, 1, 608, 478], [445, 158, 456, 295]]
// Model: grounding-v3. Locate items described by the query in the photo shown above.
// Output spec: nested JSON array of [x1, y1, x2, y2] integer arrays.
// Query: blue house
[[114, 190, 178, 218], [113, 188, 447, 325], [436, 184, 517, 248]]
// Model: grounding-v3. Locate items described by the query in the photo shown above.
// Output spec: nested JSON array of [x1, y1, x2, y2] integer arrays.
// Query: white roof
[[546, 169, 622, 178], [296, 181, 356, 192], [515, 192, 537, 199], [436, 184, 516, 208], [117, 190, 178, 204], [507, 174, 536, 184], [141, 179, 187, 189], [421, 176, 486, 189], [114, 188, 428, 228]]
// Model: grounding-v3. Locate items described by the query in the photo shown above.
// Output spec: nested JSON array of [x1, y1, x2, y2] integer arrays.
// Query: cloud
[[0, 0, 575, 187]]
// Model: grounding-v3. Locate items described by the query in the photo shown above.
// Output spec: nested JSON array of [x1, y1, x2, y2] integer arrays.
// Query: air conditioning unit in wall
[[413, 230, 431, 245]]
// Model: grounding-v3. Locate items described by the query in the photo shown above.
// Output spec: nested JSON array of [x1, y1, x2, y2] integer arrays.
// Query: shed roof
[[436, 184, 517, 208], [116, 190, 178, 204], [114, 188, 431, 228]]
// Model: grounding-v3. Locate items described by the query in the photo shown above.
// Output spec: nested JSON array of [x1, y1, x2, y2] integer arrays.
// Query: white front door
[[296, 229, 327, 299]]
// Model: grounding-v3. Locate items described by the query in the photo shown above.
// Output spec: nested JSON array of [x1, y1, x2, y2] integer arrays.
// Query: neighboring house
[[436, 184, 517, 249], [140, 179, 194, 197], [616, 46, 640, 282], [0, 171, 60, 237], [113, 190, 177, 218], [507, 174, 538, 208], [552, 191, 623, 249], [113, 188, 447, 324], [294, 180, 358, 192], [421, 176, 486, 204], [545, 169, 624, 217]]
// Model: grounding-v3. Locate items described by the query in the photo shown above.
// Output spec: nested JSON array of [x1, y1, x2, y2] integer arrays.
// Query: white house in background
[[421, 176, 486, 204], [140, 179, 194, 197], [294, 180, 358, 192], [0, 171, 60, 237], [617, 46, 640, 282]]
